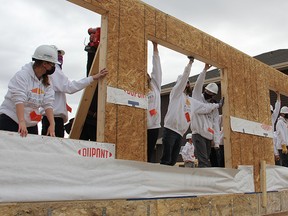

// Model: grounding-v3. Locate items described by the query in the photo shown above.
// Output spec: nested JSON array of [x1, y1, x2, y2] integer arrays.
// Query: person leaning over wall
[[41, 46, 108, 138], [0, 45, 58, 137]]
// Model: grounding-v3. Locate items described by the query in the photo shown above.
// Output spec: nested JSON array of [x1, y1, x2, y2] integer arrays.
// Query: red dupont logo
[[78, 148, 113, 158]]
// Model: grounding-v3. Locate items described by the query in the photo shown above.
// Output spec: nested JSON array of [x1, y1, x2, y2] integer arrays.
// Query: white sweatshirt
[[272, 100, 280, 127], [42, 64, 93, 123], [0, 62, 54, 127], [191, 69, 221, 147], [163, 63, 192, 136], [147, 51, 162, 129], [272, 100, 280, 155], [180, 142, 195, 162], [275, 116, 288, 149]]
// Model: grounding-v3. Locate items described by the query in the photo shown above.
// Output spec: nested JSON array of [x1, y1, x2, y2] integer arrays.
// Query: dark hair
[[33, 60, 50, 87]]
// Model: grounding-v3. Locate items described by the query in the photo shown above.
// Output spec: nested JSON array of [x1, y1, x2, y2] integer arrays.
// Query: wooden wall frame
[[68, 0, 288, 191]]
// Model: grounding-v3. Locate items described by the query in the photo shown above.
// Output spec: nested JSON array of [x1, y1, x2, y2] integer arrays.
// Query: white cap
[[186, 133, 192, 140]]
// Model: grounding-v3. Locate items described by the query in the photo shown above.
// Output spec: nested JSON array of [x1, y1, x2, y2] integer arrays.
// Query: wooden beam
[[69, 49, 100, 139], [97, 14, 108, 142], [68, 0, 108, 15]]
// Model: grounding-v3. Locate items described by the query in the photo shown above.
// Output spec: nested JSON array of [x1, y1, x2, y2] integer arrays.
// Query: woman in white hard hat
[[0, 45, 58, 137], [41, 46, 108, 138]]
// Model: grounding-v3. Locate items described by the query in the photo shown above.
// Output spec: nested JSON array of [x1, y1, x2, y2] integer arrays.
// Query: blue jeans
[[160, 128, 182, 166]]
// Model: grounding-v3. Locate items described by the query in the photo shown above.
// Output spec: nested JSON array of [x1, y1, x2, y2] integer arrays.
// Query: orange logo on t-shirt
[[31, 88, 44, 94]]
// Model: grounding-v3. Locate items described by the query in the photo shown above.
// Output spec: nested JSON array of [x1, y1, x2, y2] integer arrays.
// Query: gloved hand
[[187, 56, 194, 62], [194, 159, 198, 167], [282, 144, 288, 154], [218, 97, 225, 108]]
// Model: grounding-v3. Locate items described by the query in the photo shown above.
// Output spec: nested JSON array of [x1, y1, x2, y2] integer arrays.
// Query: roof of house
[[254, 49, 288, 66], [161, 49, 288, 90]]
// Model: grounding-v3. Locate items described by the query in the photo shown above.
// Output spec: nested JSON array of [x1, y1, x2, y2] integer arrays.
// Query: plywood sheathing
[[4, 191, 288, 215], [68, 0, 288, 190]]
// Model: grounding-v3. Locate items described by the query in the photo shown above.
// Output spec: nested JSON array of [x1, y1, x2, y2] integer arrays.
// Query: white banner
[[230, 116, 273, 138], [0, 130, 256, 203], [0, 131, 115, 159], [107, 86, 147, 109]]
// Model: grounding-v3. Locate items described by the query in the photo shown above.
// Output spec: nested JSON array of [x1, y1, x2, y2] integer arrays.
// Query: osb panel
[[5, 192, 288, 215], [157, 197, 211, 216], [232, 193, 258, 215], [0, 200, 157, 216], [104, 103, 117, 145], [210, 37, 218, 64], [166, 17, 202, 55], [118, 0, 145, 91], [209, 195, 233, 215], [231, 51, 247, 119], [264, 138, 275, 164], [202, 34, 211, 60], [280, 190, 288, 212], [256, 62, 270, 125], [240, 133, 254, 165], [217, 42, 232, 68], [106, 14, 120, 86], [155, 10, 166, 41], [117, 106, 146, 160], [144, 4, 156, 36], [230, 133, 241, 168], [248, 59, 260, 122]]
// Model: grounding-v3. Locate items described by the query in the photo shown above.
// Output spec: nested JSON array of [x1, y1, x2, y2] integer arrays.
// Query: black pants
[[41, 116, 64, 138], [160, 128, 182, 166], [80, 123, 97, 141], [0, 114, 38, 134], [147, 128, 159, 163], [193, 134, 211, 168]]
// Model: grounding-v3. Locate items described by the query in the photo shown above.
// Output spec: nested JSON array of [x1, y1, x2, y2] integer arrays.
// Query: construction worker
[[191, 63, 224, 168], [0, 45, 57, 137], [275, 106, 288, 167], [147, 42, 162, 163], [160, 56, 194, 166], [41, 46, 108, 138], [271, 92, 281, 165], [180, 133, 196, 168], [160, 57, 222, 166]]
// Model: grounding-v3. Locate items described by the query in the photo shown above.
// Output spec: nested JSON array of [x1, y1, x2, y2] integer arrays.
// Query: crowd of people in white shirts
[[1, 42, 282, 169]]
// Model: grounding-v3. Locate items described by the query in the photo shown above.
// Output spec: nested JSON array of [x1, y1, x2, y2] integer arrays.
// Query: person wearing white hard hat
[[275, 106, 288, 167], [41, 46, 108, 138], [191, 63, 224, 168], [160, 57, 222, 166], [0, 45, 58, 137], [180, 133, 196, 168]]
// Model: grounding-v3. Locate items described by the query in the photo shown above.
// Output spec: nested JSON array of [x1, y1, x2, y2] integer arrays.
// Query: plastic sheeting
[[0, 131, 256, 203], [267, 165, 288, 191]]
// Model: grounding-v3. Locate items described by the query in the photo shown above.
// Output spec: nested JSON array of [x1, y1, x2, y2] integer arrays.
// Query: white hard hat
[[32, 45, 60, 64], [280, 106, 288, 114], [205, 83, 218, 94], [270, 105, 273, 112], [186, 133, 192, 140]]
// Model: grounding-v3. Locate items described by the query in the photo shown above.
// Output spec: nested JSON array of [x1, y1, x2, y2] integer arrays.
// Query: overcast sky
[[0, 0, 287, 122]]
